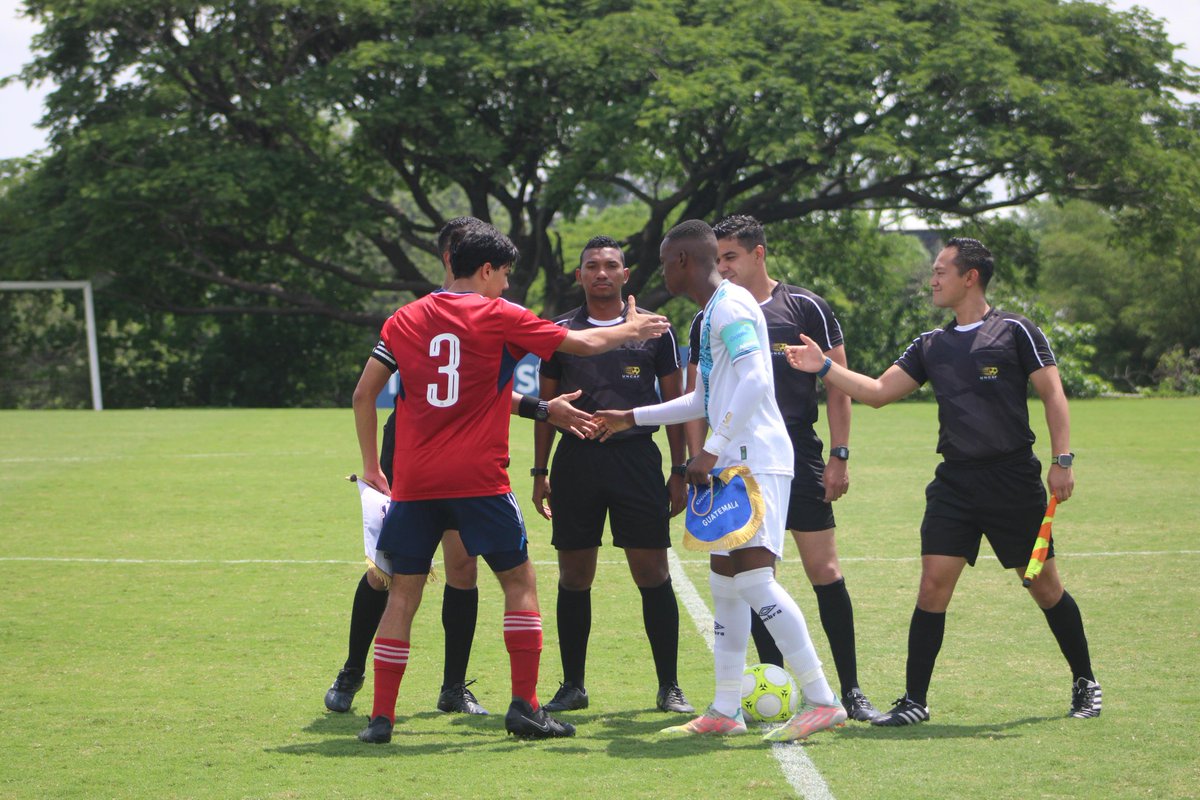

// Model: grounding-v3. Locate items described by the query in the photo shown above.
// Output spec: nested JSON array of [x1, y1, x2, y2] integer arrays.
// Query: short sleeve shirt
[[370, 291, 568, 499], [539, 304, 680, 441], [893, 308, 1056, 461]]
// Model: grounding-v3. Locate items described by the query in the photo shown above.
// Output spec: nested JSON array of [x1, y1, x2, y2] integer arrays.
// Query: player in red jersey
[[352, 223, 670, 742]]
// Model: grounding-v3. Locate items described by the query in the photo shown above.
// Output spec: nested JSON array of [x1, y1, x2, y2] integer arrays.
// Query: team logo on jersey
[[771, 342, 789, 357], [979, 365, 1000, 381], [622, 365, 642, 379]]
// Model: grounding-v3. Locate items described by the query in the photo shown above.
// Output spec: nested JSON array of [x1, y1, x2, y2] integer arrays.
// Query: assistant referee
[[787, 237, 1101, 726], [532, 235, 694, 715]]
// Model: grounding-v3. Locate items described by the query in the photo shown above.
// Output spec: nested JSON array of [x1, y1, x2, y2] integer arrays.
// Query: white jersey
[[697, 281, 794, 477]]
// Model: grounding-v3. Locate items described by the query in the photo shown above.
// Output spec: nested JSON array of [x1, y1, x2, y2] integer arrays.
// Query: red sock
[[503, 611, 542, 708], [371, 638, 409, 723]]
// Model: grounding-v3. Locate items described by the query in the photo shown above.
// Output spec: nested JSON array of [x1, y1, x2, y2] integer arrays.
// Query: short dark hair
[[712, 214, 766, 251], [437, 216, 482, 258], [664, 219, 716, 243], [449, 224, 519, 278], [945, 237, 994, 288], [579, 235, 625, 268]]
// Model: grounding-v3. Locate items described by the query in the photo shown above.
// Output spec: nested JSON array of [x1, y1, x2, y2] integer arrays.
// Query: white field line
[[666, 549, 836, 800], [0, 451, 330, 463], [0, 550, 1197, 567]]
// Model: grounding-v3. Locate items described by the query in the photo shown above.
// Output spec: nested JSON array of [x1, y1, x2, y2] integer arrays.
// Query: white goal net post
[[0, 280, 103, 410]]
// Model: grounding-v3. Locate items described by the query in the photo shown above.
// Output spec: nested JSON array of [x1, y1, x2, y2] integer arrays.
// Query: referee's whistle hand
[[531, 477, 553, 520]]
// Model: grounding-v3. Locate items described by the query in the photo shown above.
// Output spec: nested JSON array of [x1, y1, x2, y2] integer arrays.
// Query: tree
[[3, 0, 1197, 330]]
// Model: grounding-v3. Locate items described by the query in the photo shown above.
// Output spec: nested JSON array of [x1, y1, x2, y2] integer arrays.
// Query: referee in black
[[787, 237, 1101, 725], [532, 235, 694, 715]]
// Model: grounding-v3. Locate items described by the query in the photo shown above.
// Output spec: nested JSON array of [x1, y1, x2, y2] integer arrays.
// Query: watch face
[[535, 402, 549, 422], [1056, 454, 1074, 468], [830, 446, 849, 460]]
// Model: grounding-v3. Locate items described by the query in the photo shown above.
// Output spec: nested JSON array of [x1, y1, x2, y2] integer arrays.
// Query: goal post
[[0, 280, 103, 410]]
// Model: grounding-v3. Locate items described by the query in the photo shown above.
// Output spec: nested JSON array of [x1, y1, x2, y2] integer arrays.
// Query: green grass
[[1, 399, 1198, 799]]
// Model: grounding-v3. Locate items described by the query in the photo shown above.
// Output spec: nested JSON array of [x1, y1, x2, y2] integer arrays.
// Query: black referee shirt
[[893, 308, 1057, 462], [689, 283, 844, 428], [540, 304, 681, 441]]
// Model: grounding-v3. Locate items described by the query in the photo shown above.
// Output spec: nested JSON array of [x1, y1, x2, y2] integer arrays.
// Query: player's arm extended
[[352, 358, 393, 495], [557, 297, 669, 355], [787, 333, 919, 408], [1030, 365, 1074, 503]]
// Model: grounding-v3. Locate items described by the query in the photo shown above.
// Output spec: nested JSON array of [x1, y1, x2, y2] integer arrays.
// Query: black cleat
[[543, 681, 589, 712], [870, 694, 930, 727], [656, 682, 695, 713], [436, 680, 489, 715], [504, 698, 575, 739], [324, 668, 365, 713], [842, 688, 881, 722], [357, 715, 393, 743], [1069, 678, 1102, 718]]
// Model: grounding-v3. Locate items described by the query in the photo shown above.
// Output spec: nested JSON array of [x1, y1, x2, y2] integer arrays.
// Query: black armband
[[517, 394, 541, 420]]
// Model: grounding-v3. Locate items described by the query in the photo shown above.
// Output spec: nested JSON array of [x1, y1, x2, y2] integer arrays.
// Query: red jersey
[[370, 291, 568, 500]]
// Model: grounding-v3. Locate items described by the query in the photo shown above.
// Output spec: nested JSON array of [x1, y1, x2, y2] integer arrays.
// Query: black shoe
[[870, 695, 930, 727], [437, 680, 490, 715], [357, 715, 393, 743], [656, 682, 695, 713], [842, 688, 881, 722], [543, 681, 589, 712], [324, 668, 365, 713], [504, 698, 576, 739], [1069, 678, 1102, 718]]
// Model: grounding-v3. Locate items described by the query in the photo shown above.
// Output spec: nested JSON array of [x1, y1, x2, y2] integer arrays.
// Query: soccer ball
[[741, 663, 799, 722]]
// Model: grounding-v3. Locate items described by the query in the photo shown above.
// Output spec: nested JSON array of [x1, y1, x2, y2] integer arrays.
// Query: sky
[[1, 0, 1198, 160]]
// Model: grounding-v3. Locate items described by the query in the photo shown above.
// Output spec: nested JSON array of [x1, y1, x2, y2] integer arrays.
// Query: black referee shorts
[[785, 425, 836, 533], [549, 434, 671, 551], [920, 449, 1051, 568]]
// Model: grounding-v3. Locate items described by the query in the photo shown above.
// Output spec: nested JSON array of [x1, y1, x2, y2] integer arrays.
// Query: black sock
[[1041, 591, 1094, 683], [905, 607, 946, 707], [639, 579, 680, 686], [749, 607, 785, 667], [441, 585, 479, 687], [814, 577, 859, 697], [556, 586, 591, 686], [344, 572, 388, 674]]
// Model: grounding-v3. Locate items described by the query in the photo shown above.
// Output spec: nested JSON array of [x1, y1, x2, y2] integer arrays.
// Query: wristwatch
[[670, 464, 688, 477], [1051, 452, 1075, 468], [530, 467, 549, 476], [534, 400, 550, 422], [829, 446, 850, 461]]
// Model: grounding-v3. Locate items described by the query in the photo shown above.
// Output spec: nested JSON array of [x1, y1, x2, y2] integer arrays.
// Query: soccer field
[[1, 399, 1198, 799]]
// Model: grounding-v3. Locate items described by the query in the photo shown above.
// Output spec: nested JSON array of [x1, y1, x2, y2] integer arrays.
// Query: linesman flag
[[1022, 496, 1058, 588]]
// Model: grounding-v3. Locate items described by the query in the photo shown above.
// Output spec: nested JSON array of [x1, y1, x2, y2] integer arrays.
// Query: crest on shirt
[[771, 342, 788, 356], [978, 365, 1000, 381], [622, 365, 642, 379]]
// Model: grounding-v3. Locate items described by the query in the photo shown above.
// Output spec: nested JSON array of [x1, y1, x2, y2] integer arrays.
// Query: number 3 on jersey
[[426, 333, 460, 407]]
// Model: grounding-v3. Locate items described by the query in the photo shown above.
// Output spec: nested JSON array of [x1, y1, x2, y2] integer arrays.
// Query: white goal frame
[[0, 280, 103, 410]]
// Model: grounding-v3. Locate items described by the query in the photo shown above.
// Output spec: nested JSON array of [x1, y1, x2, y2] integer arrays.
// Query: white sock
[[734, 566, 838, 707], [709, 571, 750, 717]]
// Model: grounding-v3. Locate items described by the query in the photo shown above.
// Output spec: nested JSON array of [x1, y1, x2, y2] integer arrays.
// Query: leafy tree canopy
[[2, 0, 1197, 325]]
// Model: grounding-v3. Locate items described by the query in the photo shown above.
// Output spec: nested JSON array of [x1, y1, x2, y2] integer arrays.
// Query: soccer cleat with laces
[[762, 701, 847, 742], [436, 680, 489, 715], [324, 668, 364, 713], [357, 715, 393, 744], [841, 688, 881, 722], [656, 682, 695, 713], [870, 694, 930, 727], [504, 698, 576, 739], [1069, 678, 1102, 718], [661, 705, 748, 736], [543, 681, 589, 712]]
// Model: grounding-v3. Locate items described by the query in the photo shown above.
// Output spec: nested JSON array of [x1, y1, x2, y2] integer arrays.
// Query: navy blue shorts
[[378, 492, 529, 575]]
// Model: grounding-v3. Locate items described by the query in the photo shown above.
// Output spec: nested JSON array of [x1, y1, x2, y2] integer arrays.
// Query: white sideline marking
[[0, 451, 327, 463], [0, 550, 1197, 567], [667, 549, 836, 800]]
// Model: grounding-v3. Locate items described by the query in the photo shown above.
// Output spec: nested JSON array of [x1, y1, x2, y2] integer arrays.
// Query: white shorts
[[711, 472, 791, 559]]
